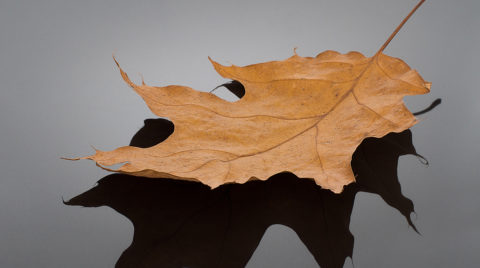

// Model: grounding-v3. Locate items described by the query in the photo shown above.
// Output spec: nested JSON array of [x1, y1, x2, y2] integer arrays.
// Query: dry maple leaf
[[68, 0, 430, 193]]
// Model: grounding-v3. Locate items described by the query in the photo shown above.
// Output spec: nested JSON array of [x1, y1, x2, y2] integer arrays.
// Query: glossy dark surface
[[1, 0, 479, 267]]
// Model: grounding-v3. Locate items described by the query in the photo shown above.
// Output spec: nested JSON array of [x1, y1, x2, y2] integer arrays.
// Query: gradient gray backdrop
[[1, 0, 479, 267]]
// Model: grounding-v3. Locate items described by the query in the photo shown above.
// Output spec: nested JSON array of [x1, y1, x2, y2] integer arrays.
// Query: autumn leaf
[[68, 0, 430, 193]]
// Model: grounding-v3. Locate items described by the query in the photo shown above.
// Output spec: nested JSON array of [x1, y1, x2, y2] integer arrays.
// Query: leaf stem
[[376, 0, 426, 55]]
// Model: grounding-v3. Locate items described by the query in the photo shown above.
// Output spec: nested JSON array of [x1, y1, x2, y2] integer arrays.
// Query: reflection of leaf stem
[[413, 98, 442, 116]]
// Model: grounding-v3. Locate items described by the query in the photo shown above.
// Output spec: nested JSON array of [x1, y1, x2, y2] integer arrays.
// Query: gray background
[[1, 0, 479, 267]]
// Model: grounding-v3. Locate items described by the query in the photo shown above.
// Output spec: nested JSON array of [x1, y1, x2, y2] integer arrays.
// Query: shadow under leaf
[[66, 98, 440, 267]]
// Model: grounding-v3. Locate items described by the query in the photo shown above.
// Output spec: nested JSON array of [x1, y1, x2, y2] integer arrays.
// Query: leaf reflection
[[66, 99, 440, 268]]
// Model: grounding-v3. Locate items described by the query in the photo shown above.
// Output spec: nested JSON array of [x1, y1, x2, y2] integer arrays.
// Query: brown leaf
[[70, 0, 430, 193]]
